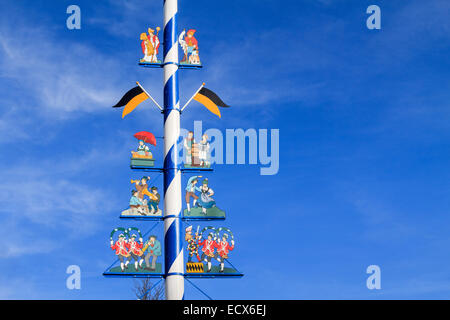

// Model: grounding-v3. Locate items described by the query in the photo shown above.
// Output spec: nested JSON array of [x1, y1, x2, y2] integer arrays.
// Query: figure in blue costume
[[197, 178, 216, 215], [185, 175, 202, 213]]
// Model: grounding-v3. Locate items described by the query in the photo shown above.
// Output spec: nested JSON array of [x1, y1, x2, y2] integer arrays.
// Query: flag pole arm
[[180, 82, 205, 112], [136, 81, 163, 111]]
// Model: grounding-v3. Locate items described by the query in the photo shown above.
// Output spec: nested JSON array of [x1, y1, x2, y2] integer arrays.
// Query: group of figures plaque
[[184, 131, 211, 168], [109, 227, 162, 273], [185, 226, 235, 273], [184, 175, 225, 219]]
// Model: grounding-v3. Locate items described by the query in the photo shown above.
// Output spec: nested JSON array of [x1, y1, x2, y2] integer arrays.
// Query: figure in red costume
[[128, 234, 144, 271], [179, 29, 200, 64], [140, 27, 160, 63], [147, 27, 160, 62], [110, 234, 131, 272], [215, 233, 234, 273], [198, 232, 218, 272]]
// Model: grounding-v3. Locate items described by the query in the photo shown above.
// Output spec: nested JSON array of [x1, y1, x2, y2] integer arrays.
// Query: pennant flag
[[112, 86, 149, 118], [193, 87, 230, 118]]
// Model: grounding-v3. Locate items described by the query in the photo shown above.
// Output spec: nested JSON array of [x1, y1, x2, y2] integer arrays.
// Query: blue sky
[[0, 0, 449, 299]]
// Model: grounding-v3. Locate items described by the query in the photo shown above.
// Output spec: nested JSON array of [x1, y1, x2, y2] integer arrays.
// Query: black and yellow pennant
[[193, 87, 230, 118], [112, 86, 149, 118]]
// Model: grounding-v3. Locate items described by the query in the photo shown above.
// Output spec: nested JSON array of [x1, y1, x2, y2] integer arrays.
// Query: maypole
[[104, 0, 243, 301], [162, 0, 184, 300]]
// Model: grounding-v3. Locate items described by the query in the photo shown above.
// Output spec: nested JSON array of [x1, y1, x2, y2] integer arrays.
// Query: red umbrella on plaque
[[134, 131, 157, 146]]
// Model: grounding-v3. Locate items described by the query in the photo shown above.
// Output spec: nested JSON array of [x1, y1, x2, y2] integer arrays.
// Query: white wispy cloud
[[0, 29, 122, 117], [351, 194, 418, 242], [87, 0, 161, 38], [4, 240, 58, 259], [0, 3, 167, 145], [0, 146, 123, 259]]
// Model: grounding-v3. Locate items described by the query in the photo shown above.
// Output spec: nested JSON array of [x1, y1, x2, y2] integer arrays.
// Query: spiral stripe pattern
[[163, 0, 184, 300]]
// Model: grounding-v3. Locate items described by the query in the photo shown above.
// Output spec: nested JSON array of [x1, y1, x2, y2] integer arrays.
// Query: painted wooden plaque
[[185, 226, 240, 275], [121, 176, 162, 217], [105, 227, 162, 275], [130, 131, 156, 168], [139, 27, 161, 65], [179, 29, 201, 66], [184, 176, 225, 219], [183, 131, 211, 168]]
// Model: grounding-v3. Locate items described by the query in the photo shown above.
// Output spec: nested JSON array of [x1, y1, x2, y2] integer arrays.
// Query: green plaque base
[[106, 262, 162, 274], [130, 158, 155, 167], [183, 206, 225, 219], [183, 163, 211, 169]]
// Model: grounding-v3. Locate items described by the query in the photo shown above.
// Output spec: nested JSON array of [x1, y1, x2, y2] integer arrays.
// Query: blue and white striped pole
[[162, 0, 184, 300]]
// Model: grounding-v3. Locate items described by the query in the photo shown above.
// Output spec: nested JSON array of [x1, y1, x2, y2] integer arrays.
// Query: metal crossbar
[[185, 277, 213, 300], [138, 278, 163, 300]]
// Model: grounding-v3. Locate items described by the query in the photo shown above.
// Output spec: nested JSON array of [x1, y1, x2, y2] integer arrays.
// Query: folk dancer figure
[[110, 234, 131, 272], [128, 234, 144, 271], [197, 178, 216, 215], [198, 232, 218, 272], [185, 226, 201, 263], [215, 233, 234, 272], [185, 175, 202, 213]]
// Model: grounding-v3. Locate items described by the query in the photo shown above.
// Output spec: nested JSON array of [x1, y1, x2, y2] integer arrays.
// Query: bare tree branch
[[133, 278, 165, 300]]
